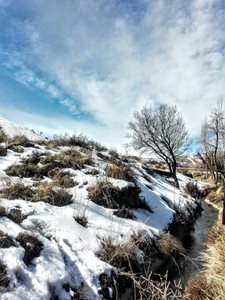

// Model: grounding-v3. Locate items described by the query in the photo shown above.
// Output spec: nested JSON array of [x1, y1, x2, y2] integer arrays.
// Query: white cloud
[[1, 0, 225, 147]]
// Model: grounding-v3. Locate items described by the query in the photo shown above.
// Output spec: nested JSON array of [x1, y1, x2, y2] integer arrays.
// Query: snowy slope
[[0, 137, 199, 299], [0, 118, 43, 141]]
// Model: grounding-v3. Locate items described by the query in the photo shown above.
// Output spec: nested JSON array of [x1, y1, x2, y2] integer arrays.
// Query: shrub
[[33, 182, 73, 206], [184, 181, 205, 199], [88, 181, 149, 210], [23, 151, 42, 164], [5, 163, 39, 178], [16, 232, 43, 265], [0, 128, 8, 143], [0, 146, 7, 157], [0, 183, 33, 200], [74, 213, 88, 227], [0, 260, 10, 290], [41, 149, 93, 170], [0, 230, 16, 248], [52, 170, 77, 188], [7, 135, 34, 148], [105, 162, 135, 182], [113, 208, 134, 219], [155, 233, 186, 257], [0, 206, 26, 224]]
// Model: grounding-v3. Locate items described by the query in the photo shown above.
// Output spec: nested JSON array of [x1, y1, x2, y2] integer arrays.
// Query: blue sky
[[0, 0, 224, 151]]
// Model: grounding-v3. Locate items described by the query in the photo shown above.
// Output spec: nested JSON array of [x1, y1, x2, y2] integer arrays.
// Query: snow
[[0, 119, 200, 299], [0, 118, 43, 141]]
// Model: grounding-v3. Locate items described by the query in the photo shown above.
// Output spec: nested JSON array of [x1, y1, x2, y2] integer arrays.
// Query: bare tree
[[198, 99, 224, 186], [128, 104, 190, 188]]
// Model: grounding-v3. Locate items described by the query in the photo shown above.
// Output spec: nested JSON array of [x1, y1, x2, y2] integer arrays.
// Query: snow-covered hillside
[[0, 118, 43, 141], [0, 126, 201, 300]]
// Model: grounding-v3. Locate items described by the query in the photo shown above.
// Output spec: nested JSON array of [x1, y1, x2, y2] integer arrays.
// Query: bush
[[16, 232, 43, 265], [7, 135, 34, 148], [105, 162, 135, 182], [0, 183, 33, 200], [23, 151, 42, 164], [0, 206, 26, 224], [41, 149, 93, 170], [0, 146, 7, 157], [88, 181, 149, 210], [155, 233, 186, 257], [5, 163, 39, 178], [0, 230, 16, 248], [52, 170, 77, 188], [113, 207, 134, 219], [184, 181, 205, 199], [74, 213, 88, 227], [0, 128, 8, 143], [0, 260, 10, 290], [33, 182, 73, 206]]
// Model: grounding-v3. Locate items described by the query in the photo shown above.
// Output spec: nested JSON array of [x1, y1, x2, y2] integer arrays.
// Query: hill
[[0, 122, 202, 300]]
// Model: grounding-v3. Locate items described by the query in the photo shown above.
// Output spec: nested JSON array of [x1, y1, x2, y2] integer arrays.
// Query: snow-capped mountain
[[0, 118, 43, 141]]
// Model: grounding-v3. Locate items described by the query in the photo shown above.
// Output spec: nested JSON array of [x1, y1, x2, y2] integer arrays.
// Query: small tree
[[128, 104, 190, 188], [198, 100, 224, 186]]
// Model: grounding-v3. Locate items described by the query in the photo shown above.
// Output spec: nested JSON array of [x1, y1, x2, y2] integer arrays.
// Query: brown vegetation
[[105, 162, 134, 182], [0, 261, 10, 290], [16, 232, 43, 266]]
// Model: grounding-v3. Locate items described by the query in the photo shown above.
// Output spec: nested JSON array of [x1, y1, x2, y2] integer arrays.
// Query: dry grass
[[73, 213, 88, 227], [105, 162, 135, 182], [0, 128, 8, 143], [0, 146, 7, 157], [155, 233, 186, 257], [0, 206, 26, 224], [184, 181, 205, 199], [0, 260, 10, 290], [51, 170, 77, 188], [16, 232, 43, 266], [0, 183, 33, 200], [206, 184, 224, 208], [0, 230, 15, 248], [5, 163, 40, 178], [33, 181, 72, 206], [184, 222, 225, 300], [88, 181, 149, 211]]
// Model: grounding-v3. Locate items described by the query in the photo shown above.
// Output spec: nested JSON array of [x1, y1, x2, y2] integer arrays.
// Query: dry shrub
[[41, 133, 107, 152], [206, 185, 224, 207], [0, 128, 8, 143], [52, 170, 77, 188], [155, 233, 186, 257], [97, 235, 183, 299], [105, 162, 134, 182], [0, 260, 10, 290], [0, 206, 26, 224], [23, 151, 42, 164], [113, 207, 134, 219], [184, 181, 204, 199], [5, 163, 39, 178], [0, 230, 16, 248], [33, 182, 72, 206], [8, 135, 34, 148], [16, 232, 43, 266], [0, 146, 7, 157], [96, 236, 139, 272], [42, 149, 93, 170], [0, 183, 33, 200], [88, 181, 149, 210], [108, 149, 119, 158], [74, 213, 88, 227]]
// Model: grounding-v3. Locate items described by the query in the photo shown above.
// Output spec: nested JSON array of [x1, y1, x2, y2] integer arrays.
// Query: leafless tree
[[128, 104, 190, 188], [198, 99, 224, 186]]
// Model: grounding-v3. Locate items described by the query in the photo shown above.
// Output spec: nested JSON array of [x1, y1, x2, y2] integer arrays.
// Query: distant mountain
[[0, 117, 43, 141]]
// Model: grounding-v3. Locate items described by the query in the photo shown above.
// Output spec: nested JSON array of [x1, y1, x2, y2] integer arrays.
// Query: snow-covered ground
[[0, 120, 199, 300], [0, 118, 43, 141]]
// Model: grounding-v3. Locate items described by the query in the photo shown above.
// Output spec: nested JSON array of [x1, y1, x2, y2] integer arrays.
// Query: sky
[[0, 0, 224, 152]]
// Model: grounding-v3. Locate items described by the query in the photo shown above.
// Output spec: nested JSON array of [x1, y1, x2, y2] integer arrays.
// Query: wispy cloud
[[0, 0, 224, 148]]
